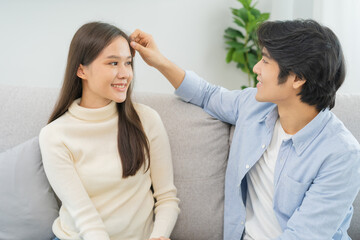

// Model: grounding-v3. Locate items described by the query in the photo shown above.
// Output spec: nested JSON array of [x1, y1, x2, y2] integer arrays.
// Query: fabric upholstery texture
[[0, 136, 59, 240], [0, 84, 359, 240], [331, 93, 360, 238], [134, 93, 230, 240]]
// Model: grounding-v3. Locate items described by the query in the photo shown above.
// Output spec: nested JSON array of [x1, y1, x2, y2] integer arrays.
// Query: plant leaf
[[225, 41, 245, 49], [238, 8, 249, 23], [247, 10, 256, 22], [233, 50, 246, 64], [231, 8, 239, 17], [246, 0, 252, 7], [233, 17, 245, 27], [247, 52, 259, 71], [247, 12, 269, 33], [238, 0, 250, 9], [251, 0, 258, 8], [247, 20, 259, 33], [224, 35, 236, 41], [225, 27, 245, 39], [250, 8, 260, 18], [237, 63, 247, 73], [260, 13, 270, 21], [226, 48, 235, 63], [225, 0, 270, 89]]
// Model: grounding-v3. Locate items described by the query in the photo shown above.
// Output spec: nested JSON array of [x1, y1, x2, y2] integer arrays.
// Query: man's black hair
[[257, 19, 345, 111]]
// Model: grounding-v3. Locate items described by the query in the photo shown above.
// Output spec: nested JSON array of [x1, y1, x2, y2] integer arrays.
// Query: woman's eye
[[125, 61, 132, 66], [262, 58, 268, 64], [110, 62, 118, 66]]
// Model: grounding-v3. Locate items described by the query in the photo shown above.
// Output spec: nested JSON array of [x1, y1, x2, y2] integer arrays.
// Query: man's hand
[[130, 29, 185, 89], [130, 29, 166, 68]]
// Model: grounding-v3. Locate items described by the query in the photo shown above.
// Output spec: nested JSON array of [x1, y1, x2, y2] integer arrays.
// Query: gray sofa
[[0, 84, 359, 240]]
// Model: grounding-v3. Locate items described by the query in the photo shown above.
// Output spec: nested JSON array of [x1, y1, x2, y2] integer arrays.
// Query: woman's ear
[[77, 64, 86, 79]]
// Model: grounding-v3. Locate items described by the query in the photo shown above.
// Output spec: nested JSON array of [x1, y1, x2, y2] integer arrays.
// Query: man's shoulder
[[235, 87, 276, 120], [319, 112, 360, 154]]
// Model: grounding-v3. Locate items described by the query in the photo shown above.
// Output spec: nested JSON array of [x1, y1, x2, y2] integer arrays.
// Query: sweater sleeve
[[142, 107, 180, 238], [39, 126, 110, 240]]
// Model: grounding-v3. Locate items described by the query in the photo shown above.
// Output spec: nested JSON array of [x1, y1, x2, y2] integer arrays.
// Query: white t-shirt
[[243, 118, 292, 240]]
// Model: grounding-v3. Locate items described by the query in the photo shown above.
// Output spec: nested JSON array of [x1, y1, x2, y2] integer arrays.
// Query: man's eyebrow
[[261, 51, 271, 59], [106, 55, 132, 59]]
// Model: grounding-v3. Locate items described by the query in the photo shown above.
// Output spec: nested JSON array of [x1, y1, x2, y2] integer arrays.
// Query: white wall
[[0, 0, 257, 93], [0, 0, 358, 93]]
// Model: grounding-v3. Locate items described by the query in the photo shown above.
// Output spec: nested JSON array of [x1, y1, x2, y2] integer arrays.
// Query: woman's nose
[[117, 66, 130, 79]]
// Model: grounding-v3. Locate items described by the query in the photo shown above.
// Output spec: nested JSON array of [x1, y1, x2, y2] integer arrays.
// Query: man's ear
[[77, 64, 86, 79], [292, 75, 306, 90]]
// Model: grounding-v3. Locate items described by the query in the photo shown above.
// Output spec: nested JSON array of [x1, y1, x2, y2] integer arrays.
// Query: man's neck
[[277, 100, 319, 135]]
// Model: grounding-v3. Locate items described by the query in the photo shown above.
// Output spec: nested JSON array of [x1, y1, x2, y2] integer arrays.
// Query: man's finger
[[130, 29, 147, 42], [130, 41, 146, 53], [129, 29, 141, 41]]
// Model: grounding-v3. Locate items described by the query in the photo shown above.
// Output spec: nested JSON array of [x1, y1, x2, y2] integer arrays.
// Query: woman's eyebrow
[[106, 55, 132, 59]]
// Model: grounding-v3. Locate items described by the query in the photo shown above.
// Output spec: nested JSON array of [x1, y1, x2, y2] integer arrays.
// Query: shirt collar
[[258, 104, 278, 130], [68, 98, 117, 122], [291, 108, 331, 155], [259, 106, 331, 155]]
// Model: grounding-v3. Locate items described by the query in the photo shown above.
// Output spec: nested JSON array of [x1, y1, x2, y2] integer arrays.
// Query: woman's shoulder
[[133, 102, 164, 128], [39, 113, 70, 141], [133, 102, 161, 119]]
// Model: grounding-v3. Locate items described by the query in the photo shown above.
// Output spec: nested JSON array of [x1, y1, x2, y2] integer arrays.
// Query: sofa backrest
[[0, 85, 230, 240], [0, 84, 359, 239], [133, 93, 230, 240], [331, 93, 360, 238]]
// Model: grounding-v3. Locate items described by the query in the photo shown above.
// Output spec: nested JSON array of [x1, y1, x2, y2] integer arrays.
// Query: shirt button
[[245, 164, 250, 169], [261, 144, 266, 149]]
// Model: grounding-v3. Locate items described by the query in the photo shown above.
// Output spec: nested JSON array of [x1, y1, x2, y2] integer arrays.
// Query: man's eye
[[262, 58, 268, 64], [126, 61, 132, 66], [110, 62, 118, 66]]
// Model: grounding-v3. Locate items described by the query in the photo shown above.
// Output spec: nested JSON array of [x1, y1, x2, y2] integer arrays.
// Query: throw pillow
[[0, 137, 59, 240]]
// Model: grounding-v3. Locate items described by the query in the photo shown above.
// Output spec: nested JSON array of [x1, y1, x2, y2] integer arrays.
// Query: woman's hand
[[147, 237, 170, 240], [130, 29, 166, 69]]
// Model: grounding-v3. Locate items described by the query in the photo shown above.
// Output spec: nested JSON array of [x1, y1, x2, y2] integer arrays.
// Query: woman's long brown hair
[[48, 22, 150, 178]]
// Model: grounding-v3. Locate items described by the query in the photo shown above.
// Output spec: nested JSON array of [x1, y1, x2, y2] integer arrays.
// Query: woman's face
[[77, 36, 133, 108]]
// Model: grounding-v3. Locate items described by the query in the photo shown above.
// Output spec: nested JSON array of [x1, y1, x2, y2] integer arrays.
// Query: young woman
[[39, 22, 179, 240]]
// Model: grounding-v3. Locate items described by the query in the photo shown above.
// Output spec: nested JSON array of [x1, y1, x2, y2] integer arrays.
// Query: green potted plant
[[224, 0, 270, 88]]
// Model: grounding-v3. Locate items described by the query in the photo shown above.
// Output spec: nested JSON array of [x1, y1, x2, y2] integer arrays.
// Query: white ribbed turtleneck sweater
[[39, 99, 179, 240]]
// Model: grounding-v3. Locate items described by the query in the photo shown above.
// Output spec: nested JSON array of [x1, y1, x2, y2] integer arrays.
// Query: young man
[[130, 19, 360, 240]]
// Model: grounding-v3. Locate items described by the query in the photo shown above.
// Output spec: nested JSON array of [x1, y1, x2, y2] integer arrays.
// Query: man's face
[[253, 48, 296, 105]]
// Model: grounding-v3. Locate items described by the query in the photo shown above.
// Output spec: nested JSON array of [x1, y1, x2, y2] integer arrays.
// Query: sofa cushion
[[0, 137, 59, 240], [332, 93, 360, 239], [135, 93, 230, 240], [0, 84, 59, 152]]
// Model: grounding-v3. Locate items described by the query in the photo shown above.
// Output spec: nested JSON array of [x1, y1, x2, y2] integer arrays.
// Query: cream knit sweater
[[39, 99, 180, 240]]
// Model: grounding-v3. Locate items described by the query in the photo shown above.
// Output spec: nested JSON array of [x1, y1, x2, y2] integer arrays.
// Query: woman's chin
[[113, 94, 128, 103]]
